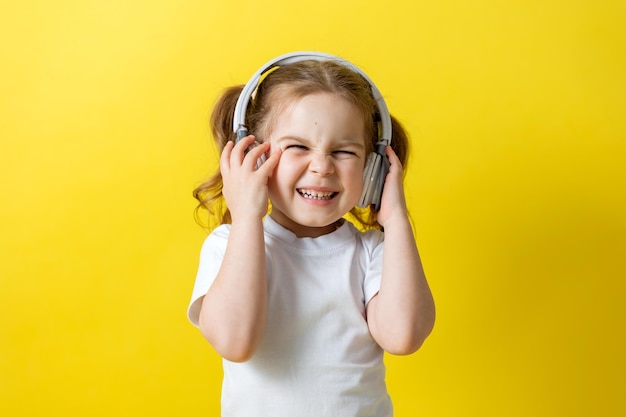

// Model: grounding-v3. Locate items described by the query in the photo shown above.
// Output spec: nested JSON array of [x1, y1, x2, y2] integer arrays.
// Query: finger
[[242, 140, 270, 170], [231, 135, 257, 165], [257, 145, 282, 175], [384, 147, 404, 178], [384, 145, 402, 169], [220, 141, 235, 175]]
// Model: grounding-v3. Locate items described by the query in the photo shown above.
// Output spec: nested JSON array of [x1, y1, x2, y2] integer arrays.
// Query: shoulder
[[199, 224, 231, 254], [210, 223, 231, 238], [346, 221, 384, 251]]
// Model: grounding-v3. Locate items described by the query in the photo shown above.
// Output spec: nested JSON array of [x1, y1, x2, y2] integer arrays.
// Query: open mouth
[[297, 189, 338, 200]]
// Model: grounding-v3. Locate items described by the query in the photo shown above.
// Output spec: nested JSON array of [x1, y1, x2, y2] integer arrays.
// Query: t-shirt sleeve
[[362, 230, 385, 305], [186, 225, 230, 327]]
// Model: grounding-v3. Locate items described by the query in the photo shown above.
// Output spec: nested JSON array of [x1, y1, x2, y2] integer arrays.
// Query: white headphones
[[233, 51, 392, 211]]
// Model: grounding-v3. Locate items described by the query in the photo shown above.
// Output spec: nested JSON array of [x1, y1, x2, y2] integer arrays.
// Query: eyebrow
[[276, 136, 365, 149]]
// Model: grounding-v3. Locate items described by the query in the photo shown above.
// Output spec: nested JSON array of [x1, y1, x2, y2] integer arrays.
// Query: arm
[[197, 136, 281, 362], [366, 146, 436, 355]]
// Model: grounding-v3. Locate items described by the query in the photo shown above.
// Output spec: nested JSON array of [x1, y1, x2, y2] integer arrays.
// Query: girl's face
[[267, 92, 368, 238]]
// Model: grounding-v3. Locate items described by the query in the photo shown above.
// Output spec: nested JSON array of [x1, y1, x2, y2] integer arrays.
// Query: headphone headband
[[232, 51, 392, 145]]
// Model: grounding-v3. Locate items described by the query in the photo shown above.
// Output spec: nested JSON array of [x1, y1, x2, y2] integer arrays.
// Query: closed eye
[[332, 150, 359, 159], [285, 144, 309, 151]]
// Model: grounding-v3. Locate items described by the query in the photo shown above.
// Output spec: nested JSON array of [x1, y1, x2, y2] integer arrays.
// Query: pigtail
[[389, 114, 410, 169], [193, 86, 245, 230]]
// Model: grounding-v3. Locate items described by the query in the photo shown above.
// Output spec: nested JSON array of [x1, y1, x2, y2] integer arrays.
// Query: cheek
[[272, 153, 304, 178], [342, 162, 366, 192], [268, 158, 294, 194], [351, 158, 366, 175]]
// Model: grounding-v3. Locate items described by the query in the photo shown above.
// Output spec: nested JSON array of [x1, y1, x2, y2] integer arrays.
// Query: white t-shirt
[[188, 216, 392, 417]]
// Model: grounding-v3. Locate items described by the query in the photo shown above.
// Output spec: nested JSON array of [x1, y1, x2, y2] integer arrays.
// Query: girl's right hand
[[220, 135, 281, 222]]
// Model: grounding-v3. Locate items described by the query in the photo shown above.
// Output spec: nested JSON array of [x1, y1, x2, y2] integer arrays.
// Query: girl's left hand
[[376, 146, 409, 228]]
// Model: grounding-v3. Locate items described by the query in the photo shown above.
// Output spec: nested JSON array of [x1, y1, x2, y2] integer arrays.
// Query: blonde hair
[[193, 60, 410, 231]]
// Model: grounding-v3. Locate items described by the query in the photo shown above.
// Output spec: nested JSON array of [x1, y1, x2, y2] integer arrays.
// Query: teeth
[[298, 189, 336, 200]]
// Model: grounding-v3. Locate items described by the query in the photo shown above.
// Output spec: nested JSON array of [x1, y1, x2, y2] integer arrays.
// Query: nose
[[308, 152, 334, 176]]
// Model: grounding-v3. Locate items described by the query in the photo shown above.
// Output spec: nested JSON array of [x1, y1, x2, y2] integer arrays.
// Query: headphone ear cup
[[358, 152, 381, 208], [371, 154, 390, 212], [357, 149, 390, 211]]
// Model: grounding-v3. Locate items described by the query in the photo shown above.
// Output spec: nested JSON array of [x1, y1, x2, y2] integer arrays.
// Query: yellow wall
[[1, 1, 624, 415]]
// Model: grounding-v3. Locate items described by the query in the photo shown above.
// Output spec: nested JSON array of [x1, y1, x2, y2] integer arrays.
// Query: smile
[[297, 189, 338, 200]]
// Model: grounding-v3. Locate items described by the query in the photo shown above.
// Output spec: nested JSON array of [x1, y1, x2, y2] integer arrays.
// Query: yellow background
[[1, 0, 624, 415]]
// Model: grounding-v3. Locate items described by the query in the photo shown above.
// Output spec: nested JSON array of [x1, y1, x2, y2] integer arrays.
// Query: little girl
[[188, 52, 435, 417]]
